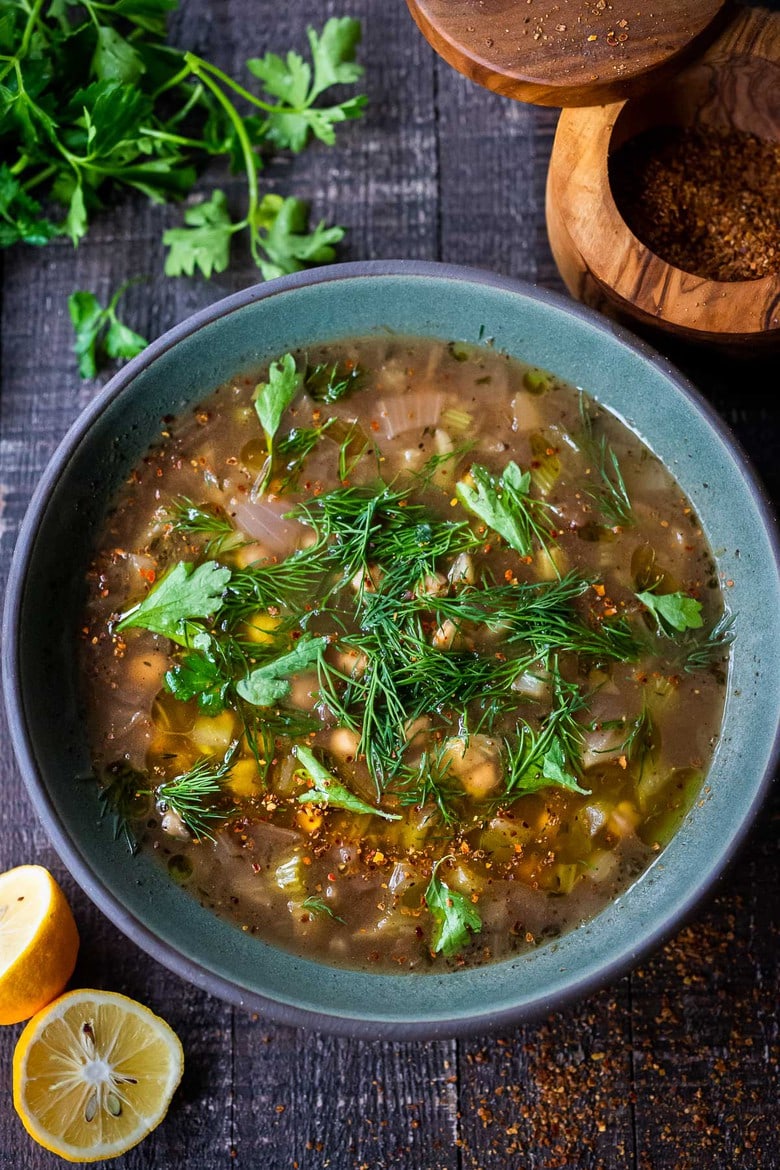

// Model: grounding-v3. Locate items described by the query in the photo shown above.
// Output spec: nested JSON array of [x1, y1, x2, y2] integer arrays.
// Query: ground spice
[[609, 124, 780, 281]]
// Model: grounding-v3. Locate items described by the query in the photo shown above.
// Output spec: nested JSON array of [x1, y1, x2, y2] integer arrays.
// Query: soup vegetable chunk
[[82, 338, 732, 972]]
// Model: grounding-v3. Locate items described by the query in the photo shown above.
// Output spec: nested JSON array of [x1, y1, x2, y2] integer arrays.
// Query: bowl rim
[[4, 258, 780, 1039]]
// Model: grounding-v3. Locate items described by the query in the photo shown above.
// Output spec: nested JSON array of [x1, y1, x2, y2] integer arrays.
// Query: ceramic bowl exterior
[[4, 261, 779, 1038]]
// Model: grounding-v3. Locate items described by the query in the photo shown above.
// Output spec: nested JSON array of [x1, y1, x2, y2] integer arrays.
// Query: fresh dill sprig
[[304, 359, 364, 403], [96, 761, 147, 856], [411, 440, 476, 488], [168, 499, 240, 557], [276, 418, 337, 491], [499, 663, 589, 799], [337, 422, 373, 482], [676, 612, 735, 674], [394, 744, 463, 825], [579, 394, 634, 528], [220, 545, 331, 622], [302, 896, 346, 924], [156, 742, 239, 842]]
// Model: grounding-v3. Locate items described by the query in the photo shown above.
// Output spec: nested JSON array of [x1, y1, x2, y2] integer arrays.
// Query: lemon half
[[13, 988, 184, 1162], [0, 864, 79, 1025]]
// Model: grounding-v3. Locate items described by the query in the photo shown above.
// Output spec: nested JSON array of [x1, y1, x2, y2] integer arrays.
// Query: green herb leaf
[[237, 635, 327, 706], [456, 462, 554, 558], [253, 352, 303, 443], [92, 25, 146, 84], [253, 194, 344, 281], [304, 359, 363, 403], [247, 17, 365, 153], [165, 631, 232, 713], [301, 895, 346, 924], [68, 292, 106, 381], [0, 165, 60, 247], [68, 282, 147, 378], [294, 744, 401, 820], [425, 861, 482, 957], [157, 743, 238, 841], [117, 561, 231, 643], [636, 589, 704, 634], [163, 190, 234, 278]]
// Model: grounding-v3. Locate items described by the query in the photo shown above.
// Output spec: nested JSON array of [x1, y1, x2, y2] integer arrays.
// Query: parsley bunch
[[0, 2, 366, 278]]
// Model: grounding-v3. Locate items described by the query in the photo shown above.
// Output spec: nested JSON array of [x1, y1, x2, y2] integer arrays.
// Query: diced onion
[[231, 498, 303, 554], [379, 391, 444, 439]]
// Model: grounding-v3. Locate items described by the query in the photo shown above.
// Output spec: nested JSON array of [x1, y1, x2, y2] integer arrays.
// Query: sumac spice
[[609, 125, 780, 282]]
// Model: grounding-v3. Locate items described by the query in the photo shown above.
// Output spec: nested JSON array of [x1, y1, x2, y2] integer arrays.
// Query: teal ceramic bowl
[[4, 262, 780, 1038]]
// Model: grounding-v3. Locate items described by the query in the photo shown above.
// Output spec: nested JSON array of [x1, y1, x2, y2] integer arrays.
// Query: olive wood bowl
[[546, 6, 780, 350]]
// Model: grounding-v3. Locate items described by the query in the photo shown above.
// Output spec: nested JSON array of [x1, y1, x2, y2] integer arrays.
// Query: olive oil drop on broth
[[82, 337, 730, 973]]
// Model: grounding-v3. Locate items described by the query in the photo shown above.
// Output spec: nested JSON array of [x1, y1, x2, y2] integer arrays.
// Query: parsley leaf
[[236, 635, 327, 706], [636, 589, 704, 635], [252, 351, 304, 489], [456, 462, 554, 558], [68, 282, 148, 379], [163, 190, 235, 278], [0, 165, 60, 247], [293, 745, 401, 820], [425, 861, 482, 957], [510, 735, 589, 795], [1, 7, 365, 285], [165, 631, 232, 713], [117, 561, 231, 644], [253, 194, 345, 280], [247, 17, 366, 153], [92, 26, 145, 84], [253, 352, 303, 441]]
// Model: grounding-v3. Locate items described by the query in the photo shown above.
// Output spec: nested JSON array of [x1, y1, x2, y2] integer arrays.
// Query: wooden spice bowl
[[546, 5, 780, 350]]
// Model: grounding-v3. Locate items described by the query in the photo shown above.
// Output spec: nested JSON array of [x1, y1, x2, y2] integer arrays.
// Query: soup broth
[[82, 337, 729, 972]]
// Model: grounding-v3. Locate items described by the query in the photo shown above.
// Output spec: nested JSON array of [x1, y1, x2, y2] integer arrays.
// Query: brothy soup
[[82, 338, 731, 972]]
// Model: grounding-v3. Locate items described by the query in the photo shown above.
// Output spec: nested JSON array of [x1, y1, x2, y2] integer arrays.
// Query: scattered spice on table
[[609, 125, 780, 281]]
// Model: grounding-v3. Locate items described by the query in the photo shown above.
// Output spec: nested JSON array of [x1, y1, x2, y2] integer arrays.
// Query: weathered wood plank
[[0, 1, 778, 1168]]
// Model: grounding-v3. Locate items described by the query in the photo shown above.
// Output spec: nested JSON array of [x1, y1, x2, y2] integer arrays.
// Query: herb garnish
[[293, 745, 401, 821], [425, 860, 482, 957], [156, 745, 238, 841], [302, 896, 346, 924], [455, 462, 555, 559], [68, 283, 148, 380], [117, 561, 231, 644], [636, 589, 704, 634], [253, 353, 305, 492], [237, 635, 327, 706], [2, 7, 366, 278]]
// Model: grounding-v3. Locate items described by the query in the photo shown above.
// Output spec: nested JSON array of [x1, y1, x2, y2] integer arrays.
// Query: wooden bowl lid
[[406, 0, 732, 107]]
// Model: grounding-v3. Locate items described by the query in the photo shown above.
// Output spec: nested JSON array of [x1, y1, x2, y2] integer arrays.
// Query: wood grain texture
[[546, 5, 780, 348], [406, 0, 731, 106], [0, 0, 778, 1168]]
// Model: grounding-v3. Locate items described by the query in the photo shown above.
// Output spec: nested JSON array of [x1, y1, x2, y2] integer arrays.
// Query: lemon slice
[[13, 989, 184, 1162], [0, 864, 79, 1025]]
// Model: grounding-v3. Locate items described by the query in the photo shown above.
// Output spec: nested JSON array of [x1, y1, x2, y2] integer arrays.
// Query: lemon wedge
[[0, 864, 79, 1025], [13, 988, 184, 1162]]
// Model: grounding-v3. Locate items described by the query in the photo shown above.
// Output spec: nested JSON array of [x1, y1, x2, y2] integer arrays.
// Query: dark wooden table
[[1, 2, 778, 1167]]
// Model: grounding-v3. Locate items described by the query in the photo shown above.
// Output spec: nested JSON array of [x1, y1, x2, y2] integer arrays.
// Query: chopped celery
[[441, 406, 473, 432], [523, 367, 556, 395], [529, 432, 561, 496]]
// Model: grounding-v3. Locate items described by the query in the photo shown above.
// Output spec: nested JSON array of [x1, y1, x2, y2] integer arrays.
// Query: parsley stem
[[139, 127, 217, 152], [19, 0, 45, 58], [184, 52, 280, 115], [21, 163, 58, 191], [185, 58, 258, 256], [150, 64, 193, 101]]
